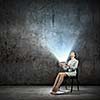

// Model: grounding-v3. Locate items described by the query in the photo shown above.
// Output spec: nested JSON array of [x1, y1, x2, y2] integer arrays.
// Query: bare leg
[[52, 63, 64, 90], [54, 73, 67, 92], [52, 73, 60, 91], [52, 63, 63, 90]]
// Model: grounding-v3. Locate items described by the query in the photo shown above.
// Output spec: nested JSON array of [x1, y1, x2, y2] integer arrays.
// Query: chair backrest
[[76, 67, 79, 78]]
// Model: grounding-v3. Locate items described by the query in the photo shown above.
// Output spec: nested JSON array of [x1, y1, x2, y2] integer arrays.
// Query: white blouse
[[62, 58, 79, 76]]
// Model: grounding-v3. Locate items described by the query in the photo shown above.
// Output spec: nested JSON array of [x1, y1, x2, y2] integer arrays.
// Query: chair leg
[[77, 79, 79, 91], [65, 79, 67, 90], [71, 78, 73, 92]]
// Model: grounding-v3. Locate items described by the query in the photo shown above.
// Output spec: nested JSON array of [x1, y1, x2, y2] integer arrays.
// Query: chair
[[64, 68, 80, 92]]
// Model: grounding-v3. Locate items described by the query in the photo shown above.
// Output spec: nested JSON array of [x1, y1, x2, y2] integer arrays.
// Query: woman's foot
[[52, 87, 58, 92], [50, 87, 59, 95], [50, 91, 57, 95], [58, 87, 60, 91]]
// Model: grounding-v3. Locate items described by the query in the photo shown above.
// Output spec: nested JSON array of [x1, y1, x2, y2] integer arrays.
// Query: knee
[[60, 73, 66, 77], [58, 72, 62, 76], [59, 73, 65, 77], [58, 72, 66, 77]]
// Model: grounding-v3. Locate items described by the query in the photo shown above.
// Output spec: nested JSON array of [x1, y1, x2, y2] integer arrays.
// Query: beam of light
[[46, 37, 77, 62], [25, 0, 87, 63], [47, 40, 76, 62], [25, 2, 84, 62], [41, 30, 78, 62]]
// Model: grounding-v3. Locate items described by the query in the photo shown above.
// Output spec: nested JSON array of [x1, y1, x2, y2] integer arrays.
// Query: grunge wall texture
[[0, 0, 100, 85]]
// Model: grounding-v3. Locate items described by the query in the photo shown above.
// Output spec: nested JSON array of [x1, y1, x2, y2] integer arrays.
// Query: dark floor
[[0, 86, 100, 100]]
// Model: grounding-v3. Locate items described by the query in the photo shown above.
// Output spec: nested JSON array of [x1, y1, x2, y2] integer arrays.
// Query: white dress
[[62, 58, 79, 76]]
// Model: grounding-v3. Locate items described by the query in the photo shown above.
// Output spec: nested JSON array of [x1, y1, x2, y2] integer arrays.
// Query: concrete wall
[[0, 0, 100, 85]]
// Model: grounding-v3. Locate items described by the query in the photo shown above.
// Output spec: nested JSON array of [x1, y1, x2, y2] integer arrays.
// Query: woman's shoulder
[[74, 58, 79, 62]]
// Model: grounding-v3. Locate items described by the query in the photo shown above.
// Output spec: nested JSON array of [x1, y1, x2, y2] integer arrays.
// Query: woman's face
[[70, 52, 75, 58]]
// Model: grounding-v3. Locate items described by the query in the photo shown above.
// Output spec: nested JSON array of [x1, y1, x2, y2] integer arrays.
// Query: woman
[[50, 51, 79, 95]]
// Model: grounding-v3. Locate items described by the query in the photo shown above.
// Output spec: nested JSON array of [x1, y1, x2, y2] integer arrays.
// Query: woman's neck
[[71, 57, 75, 60]]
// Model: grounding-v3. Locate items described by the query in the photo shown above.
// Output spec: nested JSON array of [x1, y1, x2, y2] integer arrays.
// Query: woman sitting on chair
[[50, 51, 79, 95]]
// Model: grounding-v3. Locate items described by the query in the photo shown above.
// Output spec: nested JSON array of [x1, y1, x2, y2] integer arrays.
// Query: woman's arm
[[65, 63, 70, 67], [59, 62, 70, 70], [59, 62, 69, 67], [71, 60, 79, 70]]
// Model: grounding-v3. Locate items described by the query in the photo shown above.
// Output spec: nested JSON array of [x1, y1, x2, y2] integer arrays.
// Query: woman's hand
[[65, 63, 70, 67]]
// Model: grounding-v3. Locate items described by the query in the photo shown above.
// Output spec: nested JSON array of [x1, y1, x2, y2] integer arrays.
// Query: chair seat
[[65, 76, 77, 79], [70, 76, 78, 78]]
